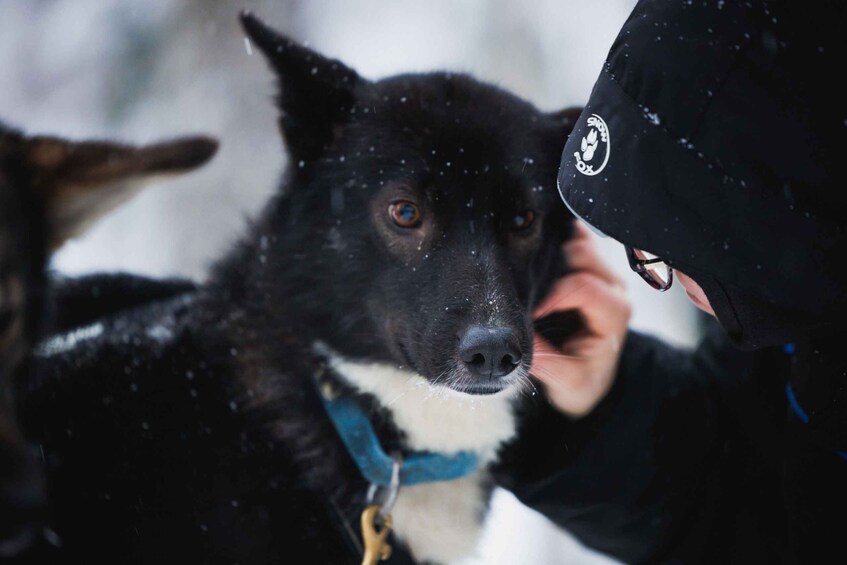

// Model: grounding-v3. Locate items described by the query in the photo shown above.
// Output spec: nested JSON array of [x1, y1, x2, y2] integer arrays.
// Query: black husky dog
[[19, 12, 582, 564], [0, 123, 216, 557]]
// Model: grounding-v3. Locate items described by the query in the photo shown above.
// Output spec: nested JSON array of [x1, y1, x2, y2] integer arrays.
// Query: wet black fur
[[0, 122, 50, 556], [0, 123, 50, 376], [45, 273, 196, 334], [17, 13, 581, 564]]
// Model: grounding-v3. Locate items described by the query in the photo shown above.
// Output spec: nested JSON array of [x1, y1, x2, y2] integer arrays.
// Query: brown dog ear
[[20, 134, 218, 249]]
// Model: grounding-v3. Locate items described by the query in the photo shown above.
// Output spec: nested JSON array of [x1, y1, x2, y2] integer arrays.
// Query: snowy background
[[1, 1, 707, 563]]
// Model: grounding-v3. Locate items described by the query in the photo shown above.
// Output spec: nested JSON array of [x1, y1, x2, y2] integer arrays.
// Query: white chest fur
[[323, 352, 519, 564]]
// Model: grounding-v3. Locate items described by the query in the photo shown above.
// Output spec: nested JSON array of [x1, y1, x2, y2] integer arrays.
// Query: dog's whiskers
[[527, 365, 574, 387], [511, 365, 535, 393], [425, 361, 460, 400], [532, 352, 582, 360], [384, 373, 424, 408]]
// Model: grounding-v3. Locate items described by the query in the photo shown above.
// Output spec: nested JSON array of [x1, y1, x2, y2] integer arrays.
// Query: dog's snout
[[458, 326, 522, 378]]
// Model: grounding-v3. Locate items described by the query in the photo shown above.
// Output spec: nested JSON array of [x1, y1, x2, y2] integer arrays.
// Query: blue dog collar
[[318, 383, 480, 487]]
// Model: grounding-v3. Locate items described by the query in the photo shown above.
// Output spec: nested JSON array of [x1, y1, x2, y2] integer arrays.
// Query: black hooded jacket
[[502, 1, 846, 563], [556, 0, 846, 350]]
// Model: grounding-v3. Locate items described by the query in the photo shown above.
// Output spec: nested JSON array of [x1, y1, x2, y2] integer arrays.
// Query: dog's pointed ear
[[547, 106, 584, 135], [240, 11, 363, 161], [22, 134, 218, 249]]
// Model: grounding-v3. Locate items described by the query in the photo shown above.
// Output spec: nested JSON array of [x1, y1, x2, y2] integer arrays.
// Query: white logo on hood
[[574, 114, 610, 176]]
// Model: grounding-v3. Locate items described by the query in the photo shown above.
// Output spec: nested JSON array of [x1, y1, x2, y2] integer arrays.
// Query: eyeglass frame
[[624, 245, 673, 291]]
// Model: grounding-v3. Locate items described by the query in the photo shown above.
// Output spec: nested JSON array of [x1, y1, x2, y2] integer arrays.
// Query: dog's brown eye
[[389, 201, 422, 228], [511, 210, 535, 231]]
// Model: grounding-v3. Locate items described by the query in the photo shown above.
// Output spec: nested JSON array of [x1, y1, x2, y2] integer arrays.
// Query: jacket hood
[[557, 0, 847, 347]]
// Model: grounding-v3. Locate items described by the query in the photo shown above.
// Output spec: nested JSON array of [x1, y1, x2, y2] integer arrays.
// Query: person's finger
[[531, 333, 612, 417], [533, 272, 630, 336], [531, 333, 581, 382], [571, 220, 594, 243], [562, 238, 625, 289]]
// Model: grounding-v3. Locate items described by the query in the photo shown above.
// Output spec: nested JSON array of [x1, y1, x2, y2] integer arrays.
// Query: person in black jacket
[[506, 1, 846, 563]]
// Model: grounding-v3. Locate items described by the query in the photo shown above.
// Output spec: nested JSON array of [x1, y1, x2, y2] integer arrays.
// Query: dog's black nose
[[458, 326, 522, 378]]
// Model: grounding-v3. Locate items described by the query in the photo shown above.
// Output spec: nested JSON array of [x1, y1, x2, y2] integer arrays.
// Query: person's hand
[[531, 222, 631, 417]]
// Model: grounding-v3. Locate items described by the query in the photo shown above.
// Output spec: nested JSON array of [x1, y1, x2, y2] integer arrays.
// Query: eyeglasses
[[625, 246, 673, 291]]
